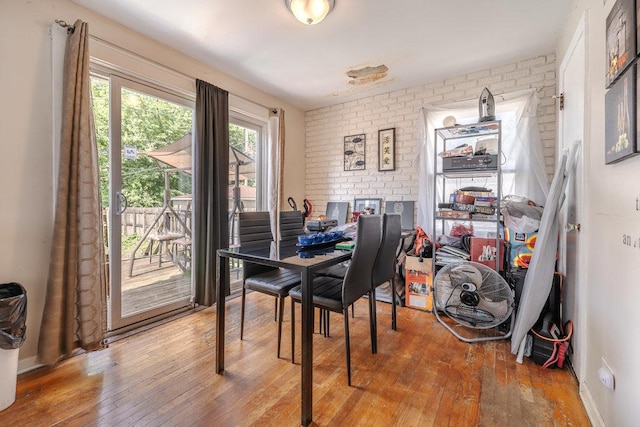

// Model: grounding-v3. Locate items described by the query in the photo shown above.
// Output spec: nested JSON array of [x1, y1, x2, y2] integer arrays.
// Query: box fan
[[433, 261, 514, 342]]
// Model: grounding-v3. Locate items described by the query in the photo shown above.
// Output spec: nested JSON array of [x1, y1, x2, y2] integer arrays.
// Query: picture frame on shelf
[[378, 128, 396, 171], [353, 198, 382, 216], [605, 0, 635, 87], [325, 201, 349, 225], [604, 64, 637, 164], [344, 133, 366, 171]]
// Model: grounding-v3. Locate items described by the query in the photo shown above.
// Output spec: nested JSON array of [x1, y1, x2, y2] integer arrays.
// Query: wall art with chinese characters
[[378, 128, 396, 171]]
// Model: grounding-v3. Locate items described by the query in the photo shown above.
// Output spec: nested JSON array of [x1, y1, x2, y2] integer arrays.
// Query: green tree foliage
[[91, 78, 259, 208], [91, 78, 193, 207]]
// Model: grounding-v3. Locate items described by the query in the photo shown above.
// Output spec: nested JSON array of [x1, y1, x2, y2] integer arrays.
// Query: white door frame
[[557, 11, 588, 386]]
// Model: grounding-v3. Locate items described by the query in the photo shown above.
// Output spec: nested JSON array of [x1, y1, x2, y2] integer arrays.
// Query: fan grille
[[434, 261, 513, 329]]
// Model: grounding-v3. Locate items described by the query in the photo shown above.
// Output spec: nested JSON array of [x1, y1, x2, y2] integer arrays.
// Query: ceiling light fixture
[[285, 0, 335, 25]]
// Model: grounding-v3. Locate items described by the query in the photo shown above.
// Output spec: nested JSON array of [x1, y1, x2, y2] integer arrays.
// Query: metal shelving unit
[[431, 120, 513, 343], [432, 120, 503, 273]]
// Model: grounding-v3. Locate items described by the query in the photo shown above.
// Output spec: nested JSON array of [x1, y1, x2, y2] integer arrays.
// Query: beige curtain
[[267, 109, 285, 241], [38, 20, 107, 365]]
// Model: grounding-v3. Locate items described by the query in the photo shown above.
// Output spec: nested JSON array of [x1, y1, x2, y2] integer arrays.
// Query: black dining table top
[[217, 240, 352, 270]]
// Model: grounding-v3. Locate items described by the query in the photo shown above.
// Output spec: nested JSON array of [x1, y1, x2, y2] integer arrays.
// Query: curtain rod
[[54, 19, 278, 114]]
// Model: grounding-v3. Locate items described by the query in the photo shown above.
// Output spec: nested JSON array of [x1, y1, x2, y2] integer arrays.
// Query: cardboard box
[[469, 237, 504, 270], [405, 256, 433, 311]]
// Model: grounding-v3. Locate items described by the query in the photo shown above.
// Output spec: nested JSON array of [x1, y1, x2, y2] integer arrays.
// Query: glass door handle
[[116, 192, 128, 215]]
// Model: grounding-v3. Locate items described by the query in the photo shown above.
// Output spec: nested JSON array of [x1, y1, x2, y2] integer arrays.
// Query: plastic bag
[[502, 196, 544, 233], [0, 283, 27, 350]]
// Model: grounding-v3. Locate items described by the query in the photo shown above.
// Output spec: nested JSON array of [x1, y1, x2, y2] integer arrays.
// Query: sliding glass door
[[92, 73, 195, 331]]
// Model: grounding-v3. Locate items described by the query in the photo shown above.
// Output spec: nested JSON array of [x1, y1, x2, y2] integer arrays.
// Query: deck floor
[[118, 254, 242, 317]]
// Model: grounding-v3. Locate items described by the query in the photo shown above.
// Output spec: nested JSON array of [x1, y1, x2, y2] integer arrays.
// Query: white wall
[[304, 54, 558, 217], [0, 0, 305, 369], [558, 1, 640, 425]]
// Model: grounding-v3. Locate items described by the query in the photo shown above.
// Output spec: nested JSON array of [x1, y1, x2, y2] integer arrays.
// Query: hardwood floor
[[3, 294, 589, 426]]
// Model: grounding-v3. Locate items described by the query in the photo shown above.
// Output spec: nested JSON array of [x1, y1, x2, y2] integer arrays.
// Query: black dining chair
[[289, 214, 382, 386], [238, 211, 304, 358], [370, 213, 402, 354]]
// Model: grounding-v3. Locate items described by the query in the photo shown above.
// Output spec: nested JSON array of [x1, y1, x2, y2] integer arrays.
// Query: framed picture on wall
[[378, 128, 396, 171], [606, 0, 636, 87], [354, 198, 382, 215], [604, 64, 637, 164], [344, 134, 366, 171]]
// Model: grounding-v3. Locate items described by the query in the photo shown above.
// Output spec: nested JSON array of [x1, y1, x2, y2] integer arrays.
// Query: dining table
[[216, 239, 353, 426]]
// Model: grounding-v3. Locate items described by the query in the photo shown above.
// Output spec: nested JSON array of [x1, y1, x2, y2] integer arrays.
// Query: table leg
[[216, 254, 226, 374], [301, 268, 313, 426]]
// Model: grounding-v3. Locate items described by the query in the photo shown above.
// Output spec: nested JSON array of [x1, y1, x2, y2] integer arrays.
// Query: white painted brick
[[518, 74, 546, 86], [445, 75, 467, 86], [467, 69, 491, 80], [434, 85, 455, 95], [518, 56, 547, 69], [505, 69, 531, 80], [532, 63, 556, 75], [492, 63, 517, 75], [304, 53, 558, 209], [455, 80, 482, 92], [478, 74, 504, 86]]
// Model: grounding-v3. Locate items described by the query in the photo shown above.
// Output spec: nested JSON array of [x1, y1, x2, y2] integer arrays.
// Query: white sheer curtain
[[267, 109, 285, 244], [414, 89, 549, 238]]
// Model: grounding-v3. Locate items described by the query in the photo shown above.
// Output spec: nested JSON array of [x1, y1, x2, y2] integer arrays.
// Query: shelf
[[435, 121, 500, 140], [435, 216, 499, 223], [433, 120, 503, 278], [437, 169, 498, 179]]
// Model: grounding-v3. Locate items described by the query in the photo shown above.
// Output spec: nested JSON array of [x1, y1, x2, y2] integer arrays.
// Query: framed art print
[[604, 64, 637, 164], [354, 198, 382, 215], [344, 134, 366, 171], [378, 128, 396, 171], [606, 0, 636, 87]]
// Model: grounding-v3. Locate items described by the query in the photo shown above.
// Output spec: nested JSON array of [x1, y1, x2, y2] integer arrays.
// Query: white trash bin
[[0, 282, 27, 412], [0, 348, 19, 411]]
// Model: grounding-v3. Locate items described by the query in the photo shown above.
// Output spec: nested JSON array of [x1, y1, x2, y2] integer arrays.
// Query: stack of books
[[435, 245, 470, 266]]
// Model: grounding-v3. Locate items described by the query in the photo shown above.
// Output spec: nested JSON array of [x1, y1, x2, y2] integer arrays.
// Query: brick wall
[[304, 53, 557, 218]]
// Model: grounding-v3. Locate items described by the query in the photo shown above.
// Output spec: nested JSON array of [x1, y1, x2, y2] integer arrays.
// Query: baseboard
[[580, 385, 605, 427], [18, 356, 42, 375]]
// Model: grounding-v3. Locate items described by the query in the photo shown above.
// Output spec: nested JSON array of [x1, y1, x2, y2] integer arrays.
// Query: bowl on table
[[297, 235, 315, 246]]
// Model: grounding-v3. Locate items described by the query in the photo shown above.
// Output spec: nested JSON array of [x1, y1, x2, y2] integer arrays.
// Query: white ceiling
[[73, 0, 572, 111]]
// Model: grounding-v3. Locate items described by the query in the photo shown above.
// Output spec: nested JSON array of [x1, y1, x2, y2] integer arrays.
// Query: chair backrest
[[238, 211, 274, 279], [372, 213, 402, 287], [238, 211, 273, 244], [342, 215, 382, 307], [280, 211, 304, 240]]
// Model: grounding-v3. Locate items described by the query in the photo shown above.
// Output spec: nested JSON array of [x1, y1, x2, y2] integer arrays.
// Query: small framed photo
[[605, 0, 636, 87], [378, 128, 396, 171], [344, 134, 366, 171], [354, 198, 382, 215], [604, 64, 637, 164]]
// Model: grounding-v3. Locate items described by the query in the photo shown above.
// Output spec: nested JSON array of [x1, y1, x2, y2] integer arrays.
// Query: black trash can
[[0, 282, 27, 411]]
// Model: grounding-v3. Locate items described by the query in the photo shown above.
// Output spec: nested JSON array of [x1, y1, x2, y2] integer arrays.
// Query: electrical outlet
[[598, 358, 615, 390]]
